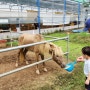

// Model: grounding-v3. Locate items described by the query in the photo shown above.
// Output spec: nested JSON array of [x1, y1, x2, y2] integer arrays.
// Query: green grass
[[69, 32, 90, 45], [39, 32, 90, 90], [6, 41, 18, 46], [45, 32, 90, 60], [6, 32, 90, 90]]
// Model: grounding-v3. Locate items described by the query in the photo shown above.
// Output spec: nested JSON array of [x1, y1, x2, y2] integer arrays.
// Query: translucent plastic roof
[[0, 0, 82, 8], [72, 0, 88, 3], [0, 0, 84, 13], [0, 0, 85, 24]]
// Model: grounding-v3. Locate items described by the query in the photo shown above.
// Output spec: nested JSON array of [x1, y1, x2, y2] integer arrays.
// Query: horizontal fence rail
[[0, 57, 52, 78], [0, 36, 69, 78], [44, 35, 67, 39], [0, 52, 69, 78], [0, 36, 68, 53]]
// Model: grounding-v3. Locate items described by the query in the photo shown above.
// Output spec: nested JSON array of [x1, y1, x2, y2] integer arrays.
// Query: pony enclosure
[[0, 0, 90, 90], [1, 32, 90, 90]]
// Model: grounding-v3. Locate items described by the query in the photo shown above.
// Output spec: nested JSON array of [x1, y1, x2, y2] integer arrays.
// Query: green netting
[[72, 0, 88, 3]]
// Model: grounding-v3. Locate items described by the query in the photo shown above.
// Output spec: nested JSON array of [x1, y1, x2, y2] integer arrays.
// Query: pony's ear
[[49, 49, 53, 54], [49, 42, 55, 49], [49, 43, 55, 55]]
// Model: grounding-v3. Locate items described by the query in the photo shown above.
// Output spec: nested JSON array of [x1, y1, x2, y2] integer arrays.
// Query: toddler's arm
[[77, 56, 84, 62]]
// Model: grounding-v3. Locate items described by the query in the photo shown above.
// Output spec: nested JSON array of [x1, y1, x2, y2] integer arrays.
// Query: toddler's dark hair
[[82, 46, 90, 56]]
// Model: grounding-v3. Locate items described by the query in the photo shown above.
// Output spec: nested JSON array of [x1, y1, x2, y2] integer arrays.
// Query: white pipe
[[0, 36, 69, 78], [0, 52, 69, 78], [0, 57, 52, 78], [0, 36, 68, 53]]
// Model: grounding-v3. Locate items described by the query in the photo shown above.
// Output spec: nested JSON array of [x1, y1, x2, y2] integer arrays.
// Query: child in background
[[77, 46, 90, 90]]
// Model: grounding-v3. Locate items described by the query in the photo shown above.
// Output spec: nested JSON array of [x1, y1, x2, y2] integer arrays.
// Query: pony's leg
[[35, 53, 40, 74], [16, 48, 25, 67], [15, 61, 19, 67], [15, 50, 20, 67], [20, 48, 25, 65], [23, 48, 28, 65], [40, 54, 47, 72]]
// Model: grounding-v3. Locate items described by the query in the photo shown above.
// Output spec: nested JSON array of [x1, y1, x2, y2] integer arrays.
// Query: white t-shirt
[[84, 59, 90, 77]]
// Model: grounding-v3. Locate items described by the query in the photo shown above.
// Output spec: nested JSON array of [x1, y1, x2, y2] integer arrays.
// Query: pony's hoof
[[36, 69, 40, 74], [26, 61, 29, 65], [43, 68, 47, 72], [15, 63, 18, 67]]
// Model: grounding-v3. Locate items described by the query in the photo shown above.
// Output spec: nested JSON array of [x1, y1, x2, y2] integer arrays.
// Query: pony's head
[[48, 43, 66, 68]]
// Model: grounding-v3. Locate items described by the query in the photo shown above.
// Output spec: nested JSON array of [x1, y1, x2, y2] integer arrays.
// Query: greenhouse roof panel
[[0, 0, 83, 13], [72, 0, 89, 3], [0, 0, 83, 6]]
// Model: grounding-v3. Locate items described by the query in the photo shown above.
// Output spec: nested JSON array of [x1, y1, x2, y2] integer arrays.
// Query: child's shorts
[[85, 77, 90, 90]]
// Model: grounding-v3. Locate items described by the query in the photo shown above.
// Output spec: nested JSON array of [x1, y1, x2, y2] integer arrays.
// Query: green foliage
[[5, 32, 90, 90], [45, 32, 90, 45], [53, 63, 84, 90], [41, 32, 90, 90], [37, 84, 55, 90], [69, 32, 90, 45], [6, 41, 18, 46], [38, 64, 85, 90]]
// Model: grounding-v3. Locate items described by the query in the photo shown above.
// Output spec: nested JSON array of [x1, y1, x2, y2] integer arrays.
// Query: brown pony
[[16, 34, 66, 74]]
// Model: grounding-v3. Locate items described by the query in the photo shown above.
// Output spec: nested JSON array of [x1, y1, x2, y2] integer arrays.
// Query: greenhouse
[[0, 0, 90, 90]]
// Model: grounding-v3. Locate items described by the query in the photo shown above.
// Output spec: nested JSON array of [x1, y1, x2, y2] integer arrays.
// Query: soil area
[[0, 50, 66, 90]]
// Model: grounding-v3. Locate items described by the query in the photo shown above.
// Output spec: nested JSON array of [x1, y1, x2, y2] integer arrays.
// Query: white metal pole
[[0, 36, 68, 53], [0, 57, 52, 78], [9, 28, 13, 47]]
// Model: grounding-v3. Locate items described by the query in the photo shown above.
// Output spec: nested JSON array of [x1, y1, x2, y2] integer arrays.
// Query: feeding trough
[[64, 61, 77, 72], [72, 29, 83, 33]]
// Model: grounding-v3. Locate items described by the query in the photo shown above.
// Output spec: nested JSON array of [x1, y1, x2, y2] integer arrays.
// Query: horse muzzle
[[60, 63, 66, 68]]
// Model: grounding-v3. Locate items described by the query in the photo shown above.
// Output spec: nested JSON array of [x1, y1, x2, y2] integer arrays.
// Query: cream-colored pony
[[16, 34, 65, 74]]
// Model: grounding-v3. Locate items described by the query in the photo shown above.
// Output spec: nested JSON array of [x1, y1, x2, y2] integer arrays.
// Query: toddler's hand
[[77, 56, 84, 62]]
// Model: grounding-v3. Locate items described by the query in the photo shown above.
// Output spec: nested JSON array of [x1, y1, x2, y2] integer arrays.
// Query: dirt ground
[[0, 50, 66, 90]]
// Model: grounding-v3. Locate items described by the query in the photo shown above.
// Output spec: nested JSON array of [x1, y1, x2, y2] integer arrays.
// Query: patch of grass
[[38, 62, 85, 90], [6, 41, 18, 46], [69, 32, 90, 45], [5, 32, 89, 90], [37, 84, 55, 90], [53, 63, 84, 90], [45, 32, 90, 45], [45, 32, 90, 60], [40, 32, 89, 90]]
